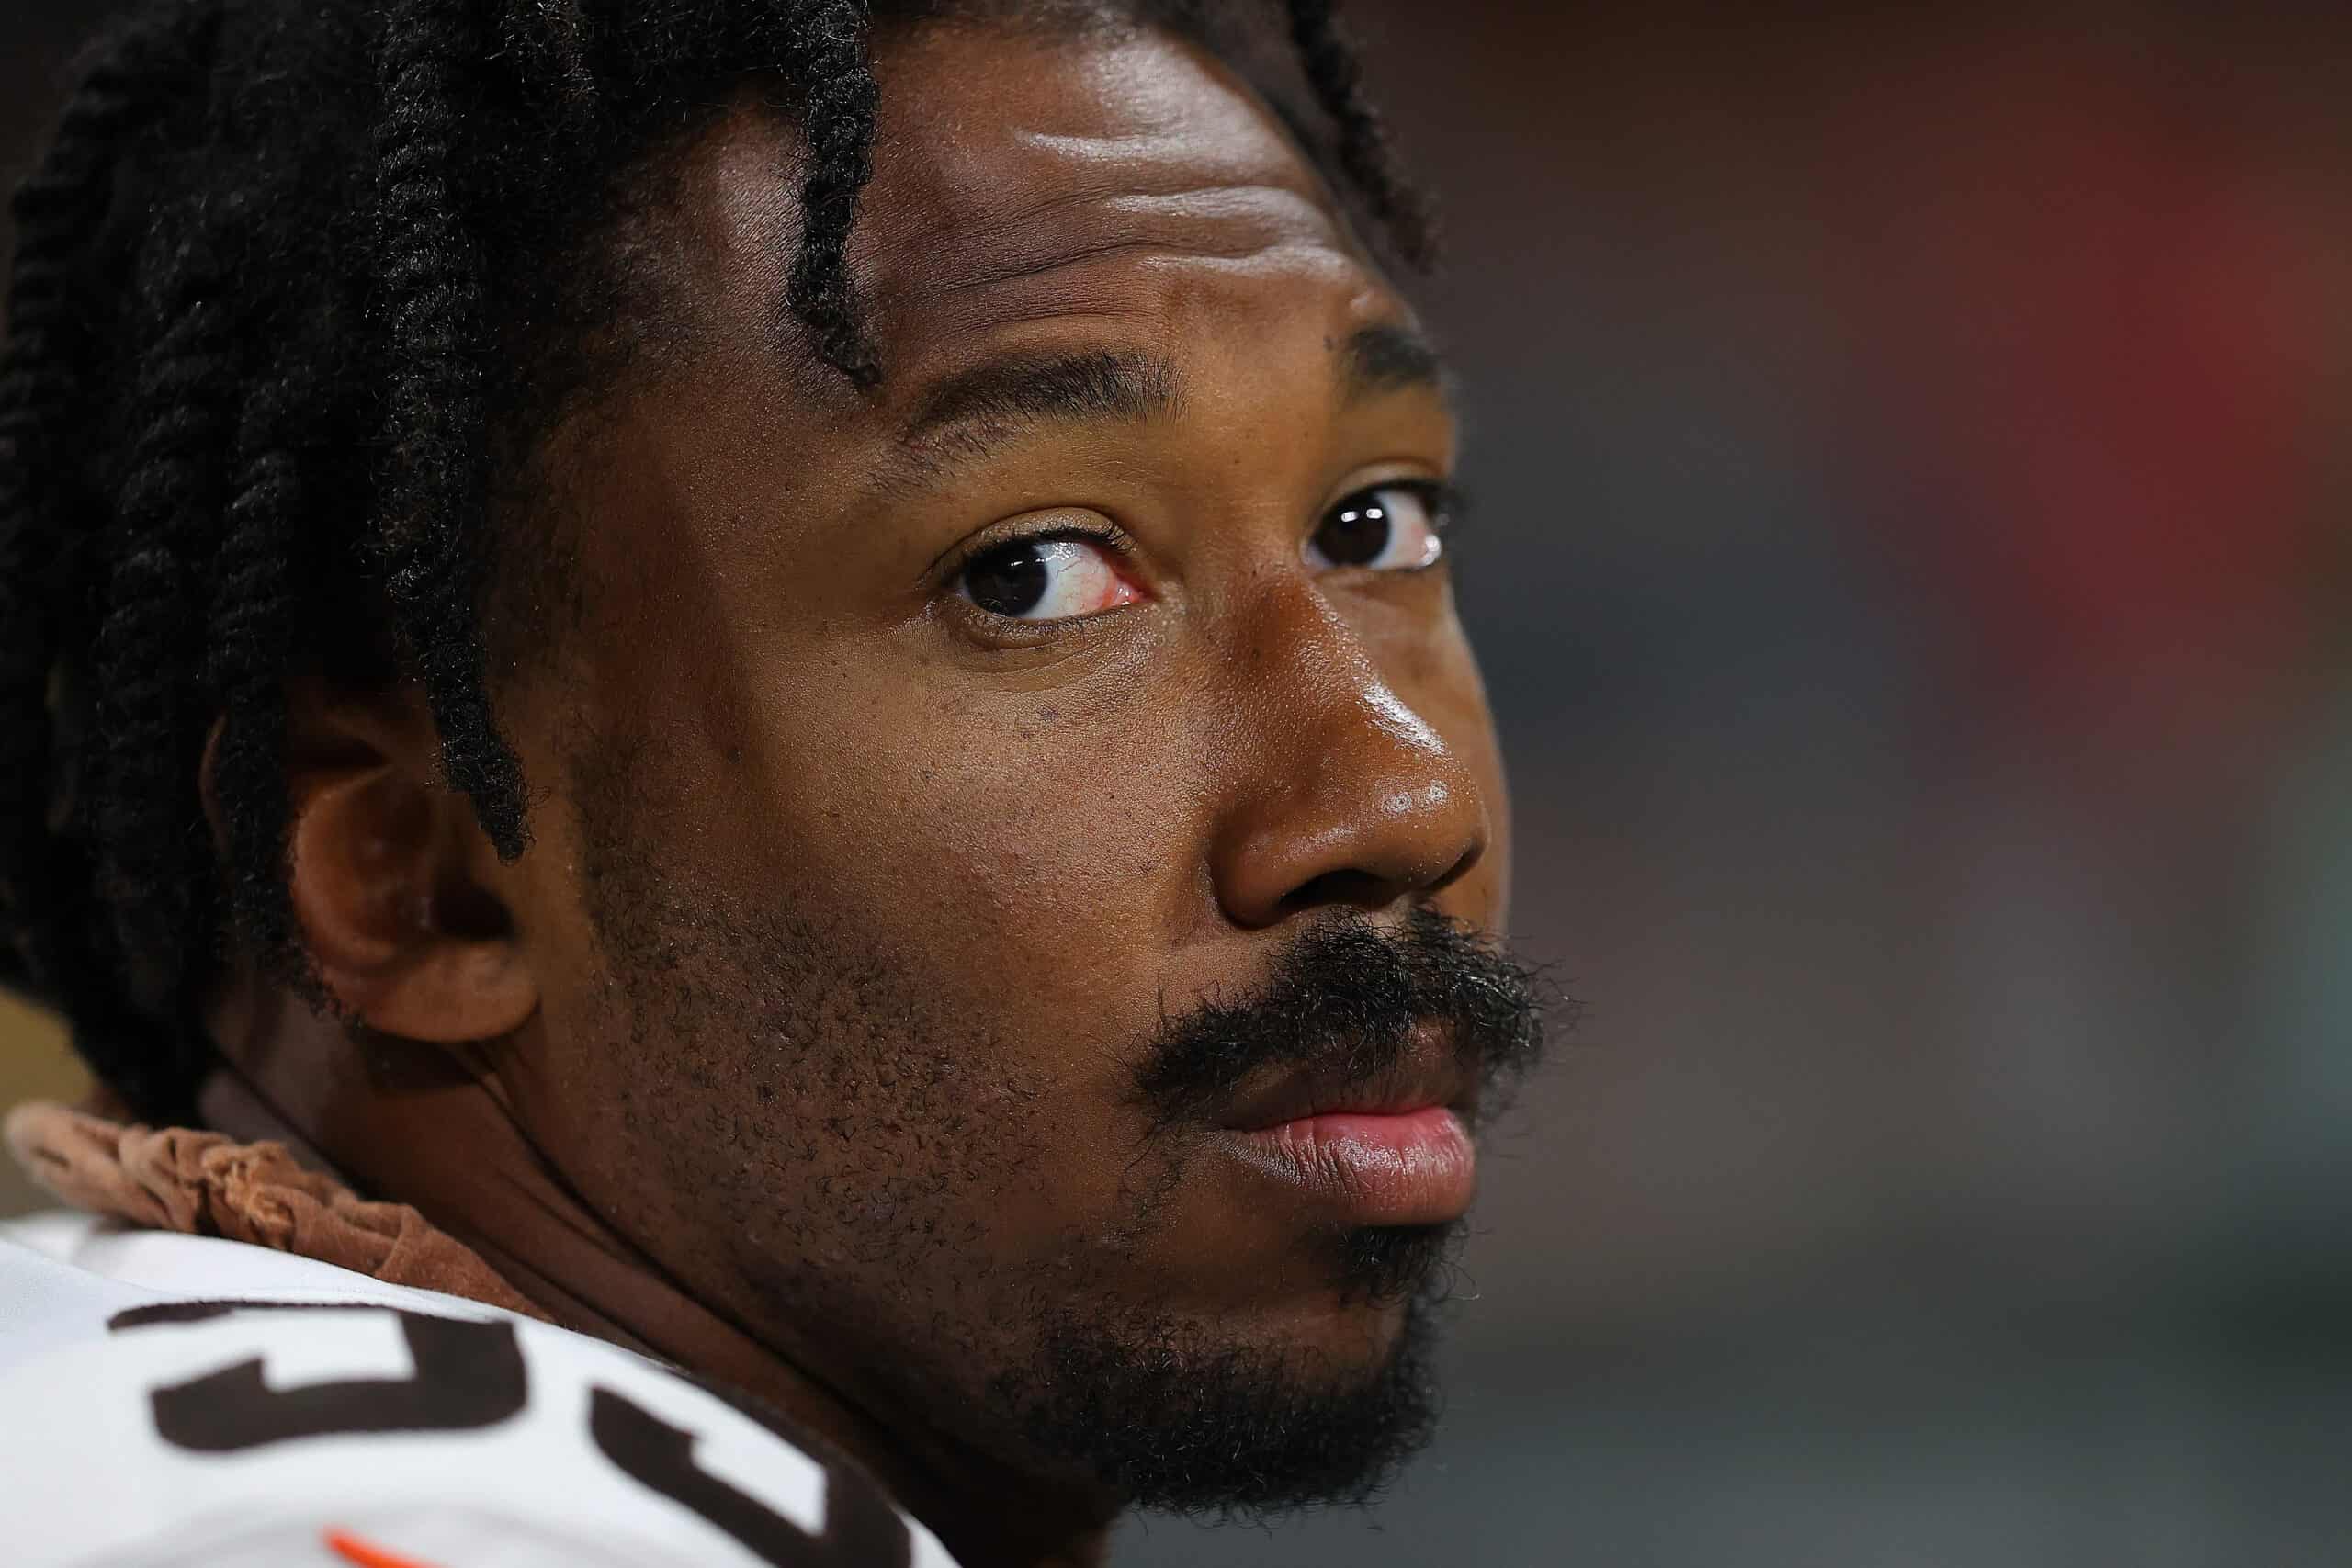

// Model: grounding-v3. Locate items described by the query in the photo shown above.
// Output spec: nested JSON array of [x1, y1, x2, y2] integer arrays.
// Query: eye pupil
[[964, 543, 1049, 617], [1316, 500, 1394, 567]]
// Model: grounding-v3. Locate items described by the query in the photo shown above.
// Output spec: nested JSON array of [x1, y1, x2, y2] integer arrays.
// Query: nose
[[1208, 586, 1490, 931]]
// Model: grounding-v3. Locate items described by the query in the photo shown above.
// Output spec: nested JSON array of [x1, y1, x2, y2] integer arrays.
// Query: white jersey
[[0, 1213, 959, 1568]]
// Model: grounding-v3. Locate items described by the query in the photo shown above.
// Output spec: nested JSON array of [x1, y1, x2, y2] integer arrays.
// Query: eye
[[957, 534, 1143, 623], [1306, 483, 1447, 573]]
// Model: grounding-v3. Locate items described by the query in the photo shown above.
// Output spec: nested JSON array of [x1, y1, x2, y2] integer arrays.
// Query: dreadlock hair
[[1283, 0, 1435, 271], [0, 0, 1438, 1123]]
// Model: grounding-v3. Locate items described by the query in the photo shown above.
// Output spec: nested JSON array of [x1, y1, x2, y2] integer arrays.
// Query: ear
[[203, 680, 538, 1044]]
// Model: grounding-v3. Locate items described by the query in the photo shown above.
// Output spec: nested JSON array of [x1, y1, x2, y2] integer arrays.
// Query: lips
[[1233, 1105, 1476, 1226], [1214, 1026, 1481, 1227], [1216, 1022, 1476, 1134]]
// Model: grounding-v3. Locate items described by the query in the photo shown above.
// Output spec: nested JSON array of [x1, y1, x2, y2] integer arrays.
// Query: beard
[[566, 745, 1552, 1517], [996, 1250, 1453, 1517], [988, 906, 1542, 1513]]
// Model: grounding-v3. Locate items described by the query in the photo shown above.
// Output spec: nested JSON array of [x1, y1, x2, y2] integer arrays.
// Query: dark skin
[[198, 21, 1509, 1568]]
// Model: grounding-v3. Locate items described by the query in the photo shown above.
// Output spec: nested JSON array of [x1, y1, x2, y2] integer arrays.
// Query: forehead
[[681, 20, 1397, 383]]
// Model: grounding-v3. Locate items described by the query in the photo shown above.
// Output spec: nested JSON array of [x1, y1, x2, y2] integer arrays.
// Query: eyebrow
[[1338, 321, 1451, 402], [900, 349, 1181, 457], [894, 322, 1452, 463]]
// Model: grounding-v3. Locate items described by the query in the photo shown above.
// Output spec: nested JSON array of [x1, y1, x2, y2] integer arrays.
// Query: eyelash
[[1383, 479, 1468, 550], [941, 517, 1137, 593], [940, 477, 1468, 635], [1436, 478, 1470, 516], [930, 518, 1142, 649]]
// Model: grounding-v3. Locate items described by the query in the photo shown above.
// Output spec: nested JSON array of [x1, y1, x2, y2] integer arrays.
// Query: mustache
[[1129, 905, 1555, 1132]]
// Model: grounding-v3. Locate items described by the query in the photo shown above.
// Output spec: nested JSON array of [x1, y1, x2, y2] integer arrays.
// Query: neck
[[201, 1004, 1116, 1568], [450, 1212, 1117, 1568]]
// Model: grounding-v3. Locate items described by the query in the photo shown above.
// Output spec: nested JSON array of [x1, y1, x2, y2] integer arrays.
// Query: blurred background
[[6, 3, 2349, 1563]]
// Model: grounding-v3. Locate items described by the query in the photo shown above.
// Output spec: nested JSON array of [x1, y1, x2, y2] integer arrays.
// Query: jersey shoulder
[[0, 1217, 957, 1568]]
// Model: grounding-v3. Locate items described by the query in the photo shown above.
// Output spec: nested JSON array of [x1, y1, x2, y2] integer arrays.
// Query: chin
[[1196, 1218, 1469, 1353], [978, 1228, 1461, 1513]]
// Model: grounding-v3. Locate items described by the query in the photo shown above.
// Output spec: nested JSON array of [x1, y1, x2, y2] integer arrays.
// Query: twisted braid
[[371, 0, 533, 860], [89, 220, 243, 1017], [783, 1, 883, 385], [0, 3, 222, 994], [1283, 0, 1436, 271], [500, 0, 600, 120], [206, 368, 313, 991]]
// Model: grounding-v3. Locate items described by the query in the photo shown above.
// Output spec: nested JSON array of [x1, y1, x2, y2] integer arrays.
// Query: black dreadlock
[[0, 0, 1435, 1122], [1283, 0, 1436, 271]]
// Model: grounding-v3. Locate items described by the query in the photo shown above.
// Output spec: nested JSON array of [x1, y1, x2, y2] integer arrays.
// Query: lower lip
[[1232, 1105, 1476, 1225]]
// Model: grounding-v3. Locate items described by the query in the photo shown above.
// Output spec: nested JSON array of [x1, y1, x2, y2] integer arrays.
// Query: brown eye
[[963, 541, 1051, 617], [957, 536, 1142, 623], [1306, 485, 1445, 572]]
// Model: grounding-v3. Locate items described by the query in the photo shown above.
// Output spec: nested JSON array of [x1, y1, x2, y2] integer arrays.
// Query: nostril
[[1276, 867, 1394, 918]]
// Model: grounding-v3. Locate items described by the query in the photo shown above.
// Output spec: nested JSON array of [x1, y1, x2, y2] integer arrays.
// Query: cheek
[[509, 700, 1188, 1296], [798, 692, 1202, 1026], [583, 652, 1212, 1145]]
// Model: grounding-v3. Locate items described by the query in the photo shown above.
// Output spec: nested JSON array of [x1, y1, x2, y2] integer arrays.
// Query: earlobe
[[207, 686, 540, 1046]]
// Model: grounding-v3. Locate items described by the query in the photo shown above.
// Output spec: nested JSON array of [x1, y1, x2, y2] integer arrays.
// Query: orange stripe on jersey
[[323, 1529, 446, 1568]]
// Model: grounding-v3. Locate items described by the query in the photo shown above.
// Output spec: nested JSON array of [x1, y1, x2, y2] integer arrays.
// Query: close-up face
[[476, 18, 1535, 1506], [11, 6, 2349, 1567]]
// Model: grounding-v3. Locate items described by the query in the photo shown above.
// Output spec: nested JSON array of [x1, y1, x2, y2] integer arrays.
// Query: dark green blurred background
[[6, 3, 2349, 1562]]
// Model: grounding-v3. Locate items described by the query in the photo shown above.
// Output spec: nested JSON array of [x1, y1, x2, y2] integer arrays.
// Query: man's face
[[490, 20, 1537, 1507]]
